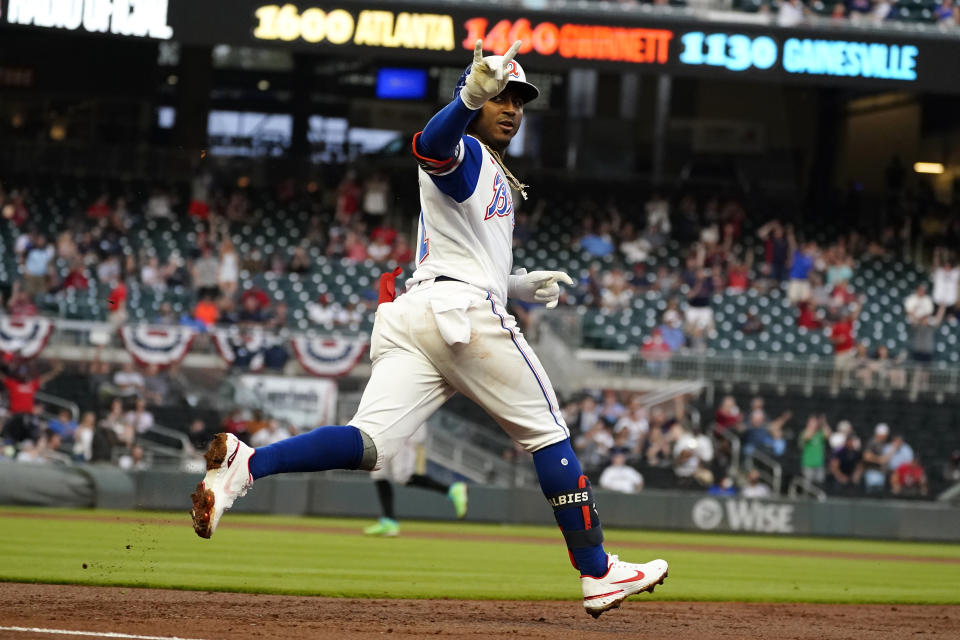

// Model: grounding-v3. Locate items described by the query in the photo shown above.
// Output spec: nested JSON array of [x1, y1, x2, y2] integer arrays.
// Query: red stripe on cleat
[[583, 589, 624, 601]]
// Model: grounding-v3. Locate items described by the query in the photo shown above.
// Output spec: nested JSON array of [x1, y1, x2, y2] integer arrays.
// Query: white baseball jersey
[[409, 135, 514, 304], [349, 130, 569, 470]]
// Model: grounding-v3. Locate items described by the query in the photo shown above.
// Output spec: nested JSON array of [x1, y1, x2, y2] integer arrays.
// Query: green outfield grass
[[2, 507, 958, 604]]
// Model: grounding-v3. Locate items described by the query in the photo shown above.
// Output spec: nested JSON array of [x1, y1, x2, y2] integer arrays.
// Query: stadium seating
[[4, 176, 959, 362]]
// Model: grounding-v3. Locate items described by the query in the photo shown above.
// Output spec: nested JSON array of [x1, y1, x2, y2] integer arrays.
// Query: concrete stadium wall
[[3, 465, 959, 542]]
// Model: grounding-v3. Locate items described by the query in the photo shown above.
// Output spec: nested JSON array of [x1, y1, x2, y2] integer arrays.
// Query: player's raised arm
[[412, 40, 521, 176]]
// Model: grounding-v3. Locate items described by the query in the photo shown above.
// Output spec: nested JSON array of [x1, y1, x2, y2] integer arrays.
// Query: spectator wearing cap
[[598, 449, 644, 493], [829, 419, 857, 453], [658, 306, 685, 351], [861, 423, 890, 494]]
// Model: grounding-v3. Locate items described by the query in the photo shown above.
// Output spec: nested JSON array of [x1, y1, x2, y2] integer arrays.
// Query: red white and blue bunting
[[291, 335, 368, 378], [119, 324, 195, 368], [0, 315, 54, 359], [212, 327, 266, 372]]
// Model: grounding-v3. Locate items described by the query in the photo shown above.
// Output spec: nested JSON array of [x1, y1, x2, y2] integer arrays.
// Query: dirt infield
[[1, 583, 958, 640]]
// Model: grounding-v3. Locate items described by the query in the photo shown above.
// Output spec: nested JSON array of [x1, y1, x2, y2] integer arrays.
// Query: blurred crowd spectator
[[561, 387, 947, 501], [0, 356, 305, 473], [1, 169, 405, 336]]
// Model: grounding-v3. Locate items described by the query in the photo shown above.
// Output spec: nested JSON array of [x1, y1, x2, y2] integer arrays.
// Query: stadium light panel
[[913, 162, 944, 174]]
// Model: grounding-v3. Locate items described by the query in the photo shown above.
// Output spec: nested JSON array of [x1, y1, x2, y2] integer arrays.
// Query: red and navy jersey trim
[[412, 131, 461, 175]]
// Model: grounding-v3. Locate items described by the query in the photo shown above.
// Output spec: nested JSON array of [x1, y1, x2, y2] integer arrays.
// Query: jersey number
[[484, 172, 513, 220]]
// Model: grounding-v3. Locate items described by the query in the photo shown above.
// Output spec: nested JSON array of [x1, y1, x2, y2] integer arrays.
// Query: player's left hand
[[508, 269, 574, 309], [459, 39, 523, 110]]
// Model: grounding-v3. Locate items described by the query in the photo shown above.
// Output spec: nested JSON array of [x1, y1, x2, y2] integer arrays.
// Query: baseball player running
[[364, 423, 468, 536], [191, 40, 668, 617]]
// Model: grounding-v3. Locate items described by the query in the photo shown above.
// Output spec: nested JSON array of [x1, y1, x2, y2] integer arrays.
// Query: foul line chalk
[[0, 627, 208, 640]]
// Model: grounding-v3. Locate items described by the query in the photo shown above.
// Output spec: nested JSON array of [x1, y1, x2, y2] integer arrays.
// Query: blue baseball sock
[[533, 439, 609, 578], [248, 425, 364, 480]]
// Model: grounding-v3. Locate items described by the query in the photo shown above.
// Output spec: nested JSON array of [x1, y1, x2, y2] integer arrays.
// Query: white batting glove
[[508, 269, 575, 310], [458, 39, 522, 111]]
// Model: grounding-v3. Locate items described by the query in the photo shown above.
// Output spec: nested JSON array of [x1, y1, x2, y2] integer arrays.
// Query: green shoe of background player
[[448, 482, 468, 519], [363, 518, 399, 536]]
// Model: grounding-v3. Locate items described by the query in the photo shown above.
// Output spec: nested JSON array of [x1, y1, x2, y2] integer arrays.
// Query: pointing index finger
[[473, 39, 484, 66], [502, 40, 522, 67]]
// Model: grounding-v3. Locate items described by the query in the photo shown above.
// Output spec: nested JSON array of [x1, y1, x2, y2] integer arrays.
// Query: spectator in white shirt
[[904, 284, 934, 324], [598, 451, 644, 494], [140, 256, 165, 290], [741, 469, 772, 498], [306, 294, 337, 328], [113, 362, 145, 396], [124, 397, 155, 435], [614, 397, 649, 454], [932, 248, 959, 312], [777, 0, 806, 26], [251, 419, 293, 447]]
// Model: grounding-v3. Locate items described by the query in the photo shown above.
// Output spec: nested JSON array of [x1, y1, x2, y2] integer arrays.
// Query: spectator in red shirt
[[240, 287, 270, 312], [2, 189, 29, 227], [891, 458, 928, 497], [726, 257, 750, 293], [1, 361, 63, 443], [107, 279, 128, 327], [828, 280, 857, 318], [642, 328, 671, 377], [335, 170, 361, 222], [830, 303, 860, 387], [392, 235, 413, 264], [86, 194, 112, 220], [797, 301, 823, 330], [344, 231, 368, 263], [714, 395, 742, 437], [62, 258, 89, 291]]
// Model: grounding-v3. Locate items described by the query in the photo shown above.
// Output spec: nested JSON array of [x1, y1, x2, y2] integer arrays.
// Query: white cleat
[[581, 554, 668, 618], [190, 433, 254, 539]]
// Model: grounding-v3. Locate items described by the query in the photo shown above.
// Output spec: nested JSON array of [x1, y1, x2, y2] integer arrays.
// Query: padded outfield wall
[[1, 464, 958, 542]]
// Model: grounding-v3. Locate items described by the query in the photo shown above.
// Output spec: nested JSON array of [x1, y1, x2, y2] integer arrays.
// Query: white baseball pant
[[349, 279, 570, 469]]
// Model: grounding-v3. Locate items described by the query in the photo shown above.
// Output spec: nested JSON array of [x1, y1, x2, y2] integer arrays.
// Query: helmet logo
[[506, 61, 521, 79]]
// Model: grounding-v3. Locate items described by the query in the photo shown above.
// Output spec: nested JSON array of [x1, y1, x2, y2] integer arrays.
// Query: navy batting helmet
[[453, 55, 539, 105]]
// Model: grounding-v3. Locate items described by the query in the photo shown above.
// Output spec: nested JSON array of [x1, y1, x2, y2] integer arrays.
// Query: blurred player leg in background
[[364, 423, 468, 536]]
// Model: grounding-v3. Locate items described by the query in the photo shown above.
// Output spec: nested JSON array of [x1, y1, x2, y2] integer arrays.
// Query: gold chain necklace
[[480, 141, 529, 201]]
